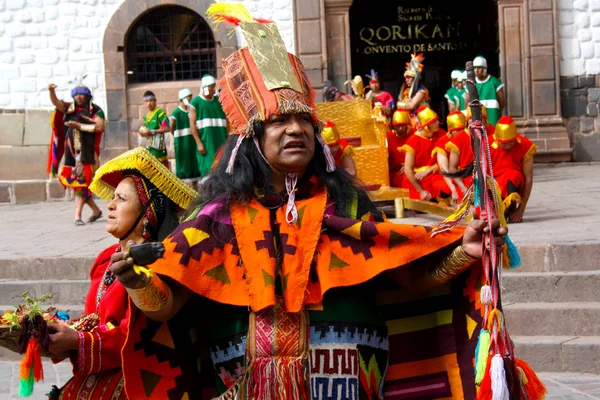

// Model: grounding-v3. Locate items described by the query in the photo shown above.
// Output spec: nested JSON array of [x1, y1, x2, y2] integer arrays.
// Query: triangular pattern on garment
[[151, 322, 175, 349], [140, 369, 162, 397], [204, 263, 231, 284], [248, 206, 259, 223], [181, 393, 189, 400], [297, 205, 307, 228], [341, 221, 362, 240], [466, 314, 478, 340], [388, 230, 410, 249], [262, 269, 275, 286], [329, 252, 350, 269], [182, 227, 210, 247]]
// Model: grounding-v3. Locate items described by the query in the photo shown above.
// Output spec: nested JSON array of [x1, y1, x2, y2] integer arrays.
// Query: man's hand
[[48, 323, 78, 355], [398, 165, 405, 175], [197, 141, 207, 155], [47, 83, 57, 91], [509, 208, 524, 223], [461, 219, 507, 260], [65, 121, 81, 130], [419, 190, 432, 201], [415, 170, 430, 180]]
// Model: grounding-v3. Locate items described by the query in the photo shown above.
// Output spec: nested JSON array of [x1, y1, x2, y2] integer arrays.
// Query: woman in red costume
[[321, 120, 356, 176], [46, 147, 197, 400]]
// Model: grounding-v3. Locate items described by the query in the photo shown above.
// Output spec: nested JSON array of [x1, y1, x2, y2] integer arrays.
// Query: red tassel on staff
[[516, 358, 547, 400], [475, 356, 493, 400]]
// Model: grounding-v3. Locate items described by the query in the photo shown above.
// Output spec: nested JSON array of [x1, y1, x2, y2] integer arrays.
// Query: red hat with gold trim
[[392, 108, 411, 126], [494, 116, 518, 143], [416, 106, 438, 128], [447, 110, 466, 133]]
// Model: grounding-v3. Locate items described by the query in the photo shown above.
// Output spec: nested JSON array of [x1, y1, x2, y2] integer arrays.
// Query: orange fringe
[[19, 339, 43, 382], [516, 358, 547, 400]]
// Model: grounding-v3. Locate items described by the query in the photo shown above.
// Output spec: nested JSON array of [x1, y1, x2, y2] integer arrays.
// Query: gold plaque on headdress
[[240, 22, 303, 93]]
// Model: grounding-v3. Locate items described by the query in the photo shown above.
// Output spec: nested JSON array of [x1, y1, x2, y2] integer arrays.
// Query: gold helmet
[[321, 120, 340, 145], [495, 116, 518, 142], [466, 105, 488, 122], [416, 106, 438, 129], [447, 111, 466, 133], [392, 109, 411, 126]]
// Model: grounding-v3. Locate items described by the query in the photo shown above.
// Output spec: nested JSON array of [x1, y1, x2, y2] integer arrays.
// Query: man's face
[[73, 93, 88, 107], [205, 85, 216, 97], [499, 140, 515, 150], [475, 67, 487, 80], [145, 98, 156, 112], [393, 125, 409, 136], [370, 81, 380, 92]]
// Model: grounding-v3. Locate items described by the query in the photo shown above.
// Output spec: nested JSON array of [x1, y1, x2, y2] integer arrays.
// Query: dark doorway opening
[[349, 0, 499, 121]]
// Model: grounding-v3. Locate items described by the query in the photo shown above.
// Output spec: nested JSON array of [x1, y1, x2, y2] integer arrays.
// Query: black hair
[[143, 90, 156, 98], [194, 121, 379, 219]]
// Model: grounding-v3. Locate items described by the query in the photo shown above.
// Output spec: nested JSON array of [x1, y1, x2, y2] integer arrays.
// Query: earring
[[142, 219, 150, 240]]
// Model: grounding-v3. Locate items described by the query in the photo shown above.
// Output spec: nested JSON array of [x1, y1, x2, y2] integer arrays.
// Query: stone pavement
[[0, 163, 599, 398]]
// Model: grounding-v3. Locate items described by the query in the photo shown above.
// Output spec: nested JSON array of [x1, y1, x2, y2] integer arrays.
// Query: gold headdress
[[404, 53, 425, 78]]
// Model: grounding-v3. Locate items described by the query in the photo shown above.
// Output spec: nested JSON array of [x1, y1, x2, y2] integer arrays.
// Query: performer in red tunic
[[431, 111, 467, 202], [387, 109, 412, 187], [321, 120, 356, 176], [490, 116, 537, 222], [46, 148, 197, 400], [400, 106, 451, 200]]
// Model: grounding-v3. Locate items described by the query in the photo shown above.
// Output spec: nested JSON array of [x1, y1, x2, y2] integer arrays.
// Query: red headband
[[124, 174, 158, 230]]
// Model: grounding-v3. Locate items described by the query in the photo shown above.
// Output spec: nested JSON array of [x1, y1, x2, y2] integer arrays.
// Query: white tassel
[[491, 354, 510, 400], [480, 285, 493, 305]]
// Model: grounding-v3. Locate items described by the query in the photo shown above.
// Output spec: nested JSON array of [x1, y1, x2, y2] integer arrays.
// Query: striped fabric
[[196, 118, 227, 129]]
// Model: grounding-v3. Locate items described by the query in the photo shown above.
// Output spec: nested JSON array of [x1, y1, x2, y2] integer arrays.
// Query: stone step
[[0, 257, 94, 281], [0, 280, 89, 306], [504, 302, 600, 336], [514, 243, 600, 273], [503, 271, 600, 303], [513, 336, 600, 374]]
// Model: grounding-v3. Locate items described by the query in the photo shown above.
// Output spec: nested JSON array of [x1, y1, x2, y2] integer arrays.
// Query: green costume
[[445, 86, 459, 110], [143, 107, 170, 166], [476, 75, 504, 125], [170, 106, 200, 180], [190, 94, 227, 176], [457, 87, 467, 112]]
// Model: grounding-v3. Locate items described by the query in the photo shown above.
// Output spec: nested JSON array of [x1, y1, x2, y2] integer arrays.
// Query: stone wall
[[560, 75, 600, 161], [558, 0, 600, 76]]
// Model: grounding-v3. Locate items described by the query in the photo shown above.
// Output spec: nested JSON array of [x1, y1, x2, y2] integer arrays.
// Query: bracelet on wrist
[[428, 245, 477, 285], [127, 274, 169, 312]]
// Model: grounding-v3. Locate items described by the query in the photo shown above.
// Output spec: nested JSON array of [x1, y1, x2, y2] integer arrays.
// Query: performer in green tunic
[[189, 74, 228, 177], [473, 56, 505, 125], [444, 70, 461, 112], [169, 88, 200, 184], [139, 90, 170, 167], [456, 71, 467, 114]]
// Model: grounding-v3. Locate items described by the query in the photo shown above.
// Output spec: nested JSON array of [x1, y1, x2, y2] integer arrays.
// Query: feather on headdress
[[404, 53, 425, 77]]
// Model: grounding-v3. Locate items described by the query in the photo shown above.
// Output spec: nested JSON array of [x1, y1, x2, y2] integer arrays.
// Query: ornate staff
[[434, 61, 546, 400]]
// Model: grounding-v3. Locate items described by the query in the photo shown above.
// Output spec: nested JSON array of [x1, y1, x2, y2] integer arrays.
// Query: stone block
[[23, 109, 53, 145], [105, 73, 126, 91], [104, 120, 129, 148], [12, 181, 46, 204], [561, 95, 588, 117], [504, 302, 600, 336], [0, 146, 48, 179], [512, 336, 573, 373], [587, 102, 598, 117], [574, 132, 600, 161], [579, 75, 596, 88], [529, 0, 552, 9], [529, 11, 554, 45], [589, 87, 600, 101], [533, 82, 557, 115], [306, 69, 323, 87], [567, 116, 580, 132], [568, 88, 587, 96], [0, 183, 10, 203], [297, 20, 322, 54], [0, 113, 24, 145], [580, 117, 594, 132], [296, 0, 320, 19], [299, 54, 323, 71], [127, 105, 139, 119], [531, 56, 555, 81], [46, 179, 66, 199], [106, 90, 127, 121], [99, 147, 128, 165]]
